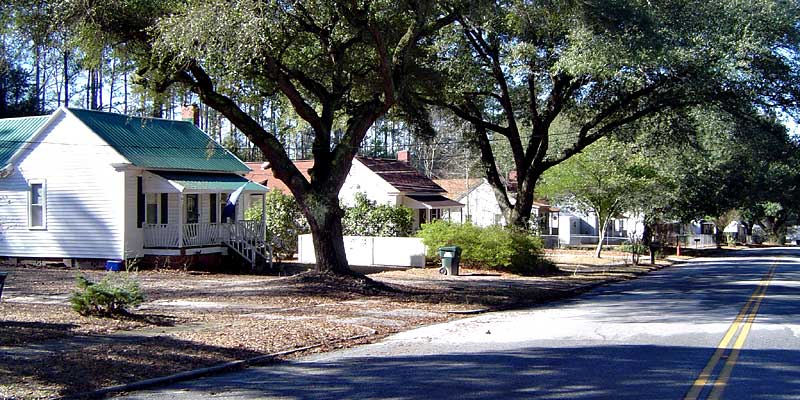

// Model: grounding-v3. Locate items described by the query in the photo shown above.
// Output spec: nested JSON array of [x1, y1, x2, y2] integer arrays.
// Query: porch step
[[224, 237, 272, 271]]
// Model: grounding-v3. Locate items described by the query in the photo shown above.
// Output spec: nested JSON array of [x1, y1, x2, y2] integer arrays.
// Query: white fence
[[558, 235, 630, 247], [677, 234, 717, 248], [297, 235, 427, 267]]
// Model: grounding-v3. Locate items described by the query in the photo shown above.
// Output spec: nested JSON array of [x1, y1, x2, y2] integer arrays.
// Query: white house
[[434, 178, 559, 233], [0, 107, 268, 268], [246, 152, 463, 231], [556, 208, 645, 246]]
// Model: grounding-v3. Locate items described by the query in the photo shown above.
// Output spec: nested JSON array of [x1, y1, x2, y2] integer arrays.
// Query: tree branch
[[174, 66, 310, 196]]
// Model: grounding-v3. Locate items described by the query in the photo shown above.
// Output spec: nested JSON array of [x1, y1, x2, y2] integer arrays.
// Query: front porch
[[138, 171, 270, 267], [403, 194, 464, 230]]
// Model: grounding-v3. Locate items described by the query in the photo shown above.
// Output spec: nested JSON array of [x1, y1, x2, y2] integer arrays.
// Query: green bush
[[69, 273, 144, 317], [245, 190, 309, 259], [343, 192, 412, 237], [416, 221, 555, 275]]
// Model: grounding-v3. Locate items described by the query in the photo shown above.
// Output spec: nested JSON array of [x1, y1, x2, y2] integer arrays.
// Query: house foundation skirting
[[137, 253, 230, 271], [0, 257, 107, 269], [142, 246, 228, 257]]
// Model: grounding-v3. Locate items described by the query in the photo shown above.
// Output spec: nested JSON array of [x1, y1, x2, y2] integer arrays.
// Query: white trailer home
[[0, 107, 268, 268]]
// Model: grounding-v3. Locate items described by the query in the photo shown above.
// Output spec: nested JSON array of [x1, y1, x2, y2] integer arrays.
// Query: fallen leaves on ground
[[0, 251, 673, 399]]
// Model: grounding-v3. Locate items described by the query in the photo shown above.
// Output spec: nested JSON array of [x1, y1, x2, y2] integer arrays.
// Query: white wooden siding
[[461, 181, 506, 227], [123, 170, 144, 258], [142, 171, 180, 193], [0, 111, 128, 260], [339, 160, 400, 206]]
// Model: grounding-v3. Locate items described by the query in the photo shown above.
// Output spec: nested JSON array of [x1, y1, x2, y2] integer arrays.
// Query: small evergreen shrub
[[618, 241, 647, 265], [69, 274, 144, 317], [416, 221, 556, 275]]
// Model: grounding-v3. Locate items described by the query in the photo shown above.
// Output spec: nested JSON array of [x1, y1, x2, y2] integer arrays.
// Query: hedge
[[416, 220, 556, 275]]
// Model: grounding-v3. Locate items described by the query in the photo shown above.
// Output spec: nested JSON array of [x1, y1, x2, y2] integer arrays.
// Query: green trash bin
[[437, 246, 462, 276]]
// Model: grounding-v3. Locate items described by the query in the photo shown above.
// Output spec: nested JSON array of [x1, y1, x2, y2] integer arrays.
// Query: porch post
[[216, 192, 221, 243], [261, 192, 267, 239], [177, 192, 184, 248]]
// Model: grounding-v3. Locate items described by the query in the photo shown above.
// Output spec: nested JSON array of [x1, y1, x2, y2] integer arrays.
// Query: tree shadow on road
[[120, 344, 800, 400]]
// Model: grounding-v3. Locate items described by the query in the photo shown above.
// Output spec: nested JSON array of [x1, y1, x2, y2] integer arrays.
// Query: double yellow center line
[[684, 263, 778, 400]]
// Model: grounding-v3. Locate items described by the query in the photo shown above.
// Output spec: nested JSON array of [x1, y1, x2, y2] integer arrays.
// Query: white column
[[177, 192, 184, 248], [261, 192, 267, 238]]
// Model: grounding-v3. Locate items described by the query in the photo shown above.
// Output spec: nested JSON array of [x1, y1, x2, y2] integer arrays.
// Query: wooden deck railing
[[143, 224, 179, 248], [183, 223, 223, 247], [143, 221, 265, 248]]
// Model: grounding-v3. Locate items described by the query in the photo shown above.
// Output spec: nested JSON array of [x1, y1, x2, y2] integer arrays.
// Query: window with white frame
[[209, 193, 218, 223], [145, 193, 159, 224], [186, 194, 199, 224], [220, 193, 234, 222], [28, 180, 46, 229]]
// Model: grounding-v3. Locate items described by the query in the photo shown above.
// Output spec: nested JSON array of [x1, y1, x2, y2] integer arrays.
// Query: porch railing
[[183, 223, 224, 247], [143, 224, 179, 248], [143, 221, 265, 248]]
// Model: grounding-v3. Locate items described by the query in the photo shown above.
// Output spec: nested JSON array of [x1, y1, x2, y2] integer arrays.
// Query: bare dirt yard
[[0, 250, 676, 399]]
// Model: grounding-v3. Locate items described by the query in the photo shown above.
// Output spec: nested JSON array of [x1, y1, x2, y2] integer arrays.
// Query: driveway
[[117, 247, 800, 399]]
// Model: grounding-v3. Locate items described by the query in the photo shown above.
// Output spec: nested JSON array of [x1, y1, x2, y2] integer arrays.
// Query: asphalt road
[[118, 247, 800, 399]]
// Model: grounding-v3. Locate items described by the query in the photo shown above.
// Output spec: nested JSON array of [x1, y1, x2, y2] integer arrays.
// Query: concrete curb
[[56, 331, 375, 400]]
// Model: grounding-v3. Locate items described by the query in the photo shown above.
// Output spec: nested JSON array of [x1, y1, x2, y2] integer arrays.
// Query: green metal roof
[[0, 115, 50, 166], [69, 108, 249, 172], [155, 171, 267, 192]]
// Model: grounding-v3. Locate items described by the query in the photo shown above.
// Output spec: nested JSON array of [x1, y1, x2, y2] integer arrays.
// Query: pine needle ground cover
[[0, 252, 672, 399]]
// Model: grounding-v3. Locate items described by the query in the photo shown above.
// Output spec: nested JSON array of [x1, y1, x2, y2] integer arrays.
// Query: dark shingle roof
[[69, 108, 248, 172], [246, 158, 442, 194], [0, 115, 50, 166], [356, 157, 444, 193]]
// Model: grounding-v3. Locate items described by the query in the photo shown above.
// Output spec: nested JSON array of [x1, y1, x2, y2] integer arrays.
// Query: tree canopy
[[413, 0, 800, 228], [538, 137, 667, 257]]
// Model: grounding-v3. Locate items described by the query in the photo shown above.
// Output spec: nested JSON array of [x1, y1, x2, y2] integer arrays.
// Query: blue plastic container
[[105, 260, 123, 272], [0, 272, 7, 300]]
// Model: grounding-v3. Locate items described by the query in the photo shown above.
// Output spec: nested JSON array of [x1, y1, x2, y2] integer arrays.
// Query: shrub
[[416, 221, 555, 275], [69, 273, 144, 317], [618, 241, 647, 265], [245, 190, 309, 259], [343, 192, 412, 237]]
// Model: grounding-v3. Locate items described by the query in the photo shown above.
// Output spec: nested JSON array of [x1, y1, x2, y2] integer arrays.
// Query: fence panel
[[298, 235, 426, 267]]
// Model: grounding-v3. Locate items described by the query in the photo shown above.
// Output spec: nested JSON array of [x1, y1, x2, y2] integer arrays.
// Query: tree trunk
[[641, 221, 652, 247], [297, 192, 352, 275], [63, 50, 69, 106], [761, 216, 786, 244], [501, 169, 543, 230], [123, 69, 128, 114], [715, 227, 724, 249], [35, 46, 41, 113], [595, 224, 606, 258]]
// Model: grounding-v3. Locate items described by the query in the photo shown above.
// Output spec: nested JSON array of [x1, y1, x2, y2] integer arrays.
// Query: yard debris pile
[[0, 253, 673, 399]]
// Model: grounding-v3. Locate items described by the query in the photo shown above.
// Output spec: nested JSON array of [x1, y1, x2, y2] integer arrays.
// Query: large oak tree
[[59, 0, 457, 274], [416, 0, 800, 228]]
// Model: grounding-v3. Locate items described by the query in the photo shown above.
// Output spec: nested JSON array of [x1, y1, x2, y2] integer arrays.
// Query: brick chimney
[[508, 170, 517, 182], [181, 104, 200, 126], [397, 150, 410, 163]]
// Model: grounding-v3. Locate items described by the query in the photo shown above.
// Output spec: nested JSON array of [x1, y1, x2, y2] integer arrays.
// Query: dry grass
[[0, 251, 674, 399]]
